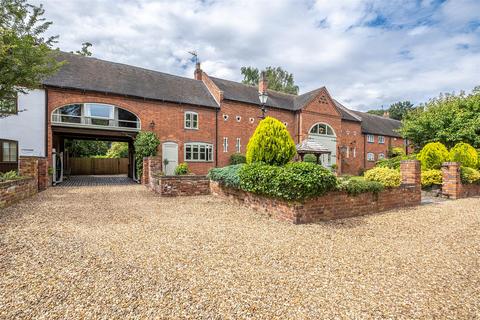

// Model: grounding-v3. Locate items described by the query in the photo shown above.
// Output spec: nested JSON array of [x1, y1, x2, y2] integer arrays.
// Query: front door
[[162, 142, 178, 176]]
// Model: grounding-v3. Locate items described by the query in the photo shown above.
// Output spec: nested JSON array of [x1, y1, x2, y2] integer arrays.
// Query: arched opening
[[307, 122, 337, 167]]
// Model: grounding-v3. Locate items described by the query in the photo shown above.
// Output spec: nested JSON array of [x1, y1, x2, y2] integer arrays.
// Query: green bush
[[229, 153, 246, 165], [388, 147, 405, 158], [421, 169, 443, 188], [246, 117, 296, 166], [303, 154, 318, 163], [207, 164, 244, 188], [134, 131, 160, 179], [376, 154, 416, 169], [417, 142, 449, 170], [0, 170, 21, 182], [337, 176, 384, 195], [364, 167, 401, 188], [239, 162, 337, 201], [174, 163, 189, 175], [460, 167, 480, 184], [449, 142, 478, 168]]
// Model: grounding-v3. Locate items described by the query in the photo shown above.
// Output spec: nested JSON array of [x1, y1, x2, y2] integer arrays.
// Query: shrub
[[449, 142, 478, 168], [246, 117, 296, 165], [174, 163, 189, 175], [303, 154, 318, 163], [337, 176, 384, 195], [134, 131, 160, 179], [388, 147, 405, 158], [0, 170, 21, 182], [364, 167, 401, 188], [229, 153, 246, 165], [239, 162, 337, 201], [417, 142, 449, 170], [421, 169, 443, 188], [460, 167, 480, 184], [207, 164, 243, 188], [376, 154, 417, 170]]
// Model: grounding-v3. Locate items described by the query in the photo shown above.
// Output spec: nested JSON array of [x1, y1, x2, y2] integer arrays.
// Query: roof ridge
[[209, 76, 299, 97], [353, 110, 402, 123]]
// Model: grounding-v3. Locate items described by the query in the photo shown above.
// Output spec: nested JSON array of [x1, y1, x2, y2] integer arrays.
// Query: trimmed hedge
[[239, 162, 337, 201], [460, 167, 480, 184], [364, 167, 401, 188], [337, 176, 384, 195], [229, 153, 246, 165], [207, 164, 244, 188], [421, 169, 442, 188], [449, 142, 478, 168], [417, 142, 449, 170]]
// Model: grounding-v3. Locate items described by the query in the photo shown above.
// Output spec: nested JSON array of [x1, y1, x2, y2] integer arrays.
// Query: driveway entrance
[[59, 175, 135, 187]]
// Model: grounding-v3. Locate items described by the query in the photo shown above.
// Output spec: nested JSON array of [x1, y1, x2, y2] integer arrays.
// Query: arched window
[[309, 123, 335, 136], [52, 103, 140, 130]]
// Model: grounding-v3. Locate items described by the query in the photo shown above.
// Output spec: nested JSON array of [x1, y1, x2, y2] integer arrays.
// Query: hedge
[[364, 167, 401, 188], [207, 164, 244, 188], [460, 167, 480, 184], [336, 176, 384, 195], [229, 153, 246, 165], [449, 142, 478, 168], [417, 142, 449, 170], [421, 169, 442, 188]]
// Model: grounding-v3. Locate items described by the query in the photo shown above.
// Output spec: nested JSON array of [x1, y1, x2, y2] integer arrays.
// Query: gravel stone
[[0, 184, 479, 319]]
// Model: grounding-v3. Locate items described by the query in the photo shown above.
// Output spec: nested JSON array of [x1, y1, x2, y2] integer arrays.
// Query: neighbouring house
[[0, 52, 408, 183]]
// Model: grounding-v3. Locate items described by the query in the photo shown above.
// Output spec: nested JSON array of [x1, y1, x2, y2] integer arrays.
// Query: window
[[85, 103, 114, 126], [378, 136, 385, 144], [346, 147, 350, 158], [184, 111, 198, 129], [378, 153, 385, 160], [367, 134, 374, 143], [236, 138, 241, 153], [223, 137, 228, 152], [236, 115, 241, 122], [223, 114, 229, 121], [367, 152, 375, 161], [249, 117, 255, 124], [309, 123, 335, 136], [353, 147, 357, 158], [0, 140, 18, 173], [0, 93, 18, 114], [184, 143, 213, 162]]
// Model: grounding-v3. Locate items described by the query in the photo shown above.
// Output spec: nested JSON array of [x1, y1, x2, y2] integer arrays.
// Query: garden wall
[[0, 177, 37, 209], [442, 162, 480, 199], [211, 160, 421, 224]]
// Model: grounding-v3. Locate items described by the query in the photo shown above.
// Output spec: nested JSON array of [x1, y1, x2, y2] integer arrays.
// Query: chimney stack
[[258, 71, 268, 94], [194, 62, 202, 80]]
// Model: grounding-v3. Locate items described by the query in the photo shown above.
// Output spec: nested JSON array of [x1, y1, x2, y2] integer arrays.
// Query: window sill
[[184, 127, 199, 130], [184, 160, 214, 163]]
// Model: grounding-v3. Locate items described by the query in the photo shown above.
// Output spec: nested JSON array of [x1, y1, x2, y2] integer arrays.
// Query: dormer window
[[184, 111, 198, 129]]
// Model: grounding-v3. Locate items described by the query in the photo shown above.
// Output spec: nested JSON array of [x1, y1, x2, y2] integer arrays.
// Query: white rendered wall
[[0, 89, 46, 157]]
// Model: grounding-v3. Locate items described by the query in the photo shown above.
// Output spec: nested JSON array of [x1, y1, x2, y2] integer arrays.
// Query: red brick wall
[[47, 89, 217, 175], [441, 162, 480, 199], [149, 175, 210, 197], [364, 134, 408, 170], [339, 121, 364, 175], [0, 177, 37, 209]]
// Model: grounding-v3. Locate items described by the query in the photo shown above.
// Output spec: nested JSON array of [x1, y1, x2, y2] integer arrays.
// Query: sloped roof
[[42, 51, 218, 108], [351, 111, 402, 137], [333, 100, 362, 122], [296, 138, 331, 154]]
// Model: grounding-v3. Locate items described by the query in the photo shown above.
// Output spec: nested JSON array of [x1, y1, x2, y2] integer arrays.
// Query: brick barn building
[[1, 52, 408, 183]]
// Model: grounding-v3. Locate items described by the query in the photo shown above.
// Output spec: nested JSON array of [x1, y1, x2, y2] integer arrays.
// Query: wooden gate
[[69, 158, 129, 175]]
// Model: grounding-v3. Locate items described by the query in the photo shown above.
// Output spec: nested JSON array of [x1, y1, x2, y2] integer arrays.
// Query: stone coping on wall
[[0, 177, 38, 209], [210, 181, 421, 224]]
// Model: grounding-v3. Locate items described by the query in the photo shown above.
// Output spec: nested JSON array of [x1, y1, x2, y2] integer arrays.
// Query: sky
[[32, 0, 480, 111]]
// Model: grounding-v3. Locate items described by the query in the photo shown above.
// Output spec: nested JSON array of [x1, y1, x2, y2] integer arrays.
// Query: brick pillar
[[142, 158, 150, 185], [441, 162, 461, 199], [148, 157, 163, 190], [37, 158, 49, 191], [400, 160, 420, 187]]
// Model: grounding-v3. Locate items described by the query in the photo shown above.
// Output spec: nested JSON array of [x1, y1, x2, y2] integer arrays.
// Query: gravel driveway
[[1, 184, 479, 319]]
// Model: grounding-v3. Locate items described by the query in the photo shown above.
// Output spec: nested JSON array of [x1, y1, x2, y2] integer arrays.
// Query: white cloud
[[32, 0, 480, 111]]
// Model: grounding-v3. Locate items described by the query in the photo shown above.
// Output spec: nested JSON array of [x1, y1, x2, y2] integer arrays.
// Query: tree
[[0, 0, 63, 110], [388, 101, 414, 120], [401, 88, 480, 149], [366, 109, 385, 116], [246, 116, 296, 165], [73, 42, 92, 57], [241, 66, 299, 95], [65, 139, 110, 158], [106, 142, 129, 158], [134, 131, 160, 179]]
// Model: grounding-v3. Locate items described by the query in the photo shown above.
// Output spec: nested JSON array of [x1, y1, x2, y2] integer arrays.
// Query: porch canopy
[[296, 138, 331, 164]]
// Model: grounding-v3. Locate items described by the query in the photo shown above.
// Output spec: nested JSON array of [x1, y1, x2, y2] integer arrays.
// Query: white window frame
[[378, 136, 385, 144], [378, 153, 385, 160], [184, 142, 213, 162], [353, 147, 357, 158], [367, 152, 375, 162], [346, 147, 350, 158], [235, 138, 241, 153], [184, 111, 198, 129], [309, 122, 336, 137], [367, 134, 375, 143], [223, 137, 228, 153]]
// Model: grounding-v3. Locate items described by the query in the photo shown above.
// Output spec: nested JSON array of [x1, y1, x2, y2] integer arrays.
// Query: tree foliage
[[246, 117, 296, 166], [241, 66, 299, 95], [105, 142, 129, 158], [449, 142, 478, 168], [401, 89, 480, 149], [134, 131, 160, 179], [0, 0, 63, 103], [65, 139, 110, 158], [417, 142, 449, 170], [366, 101, 414, 120], [72, 42, 92, 56]]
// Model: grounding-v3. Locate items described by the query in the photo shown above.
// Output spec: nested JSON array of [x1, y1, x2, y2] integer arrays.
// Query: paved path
[[0, 184, 479, 318], [59, 175, 135, 187]]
